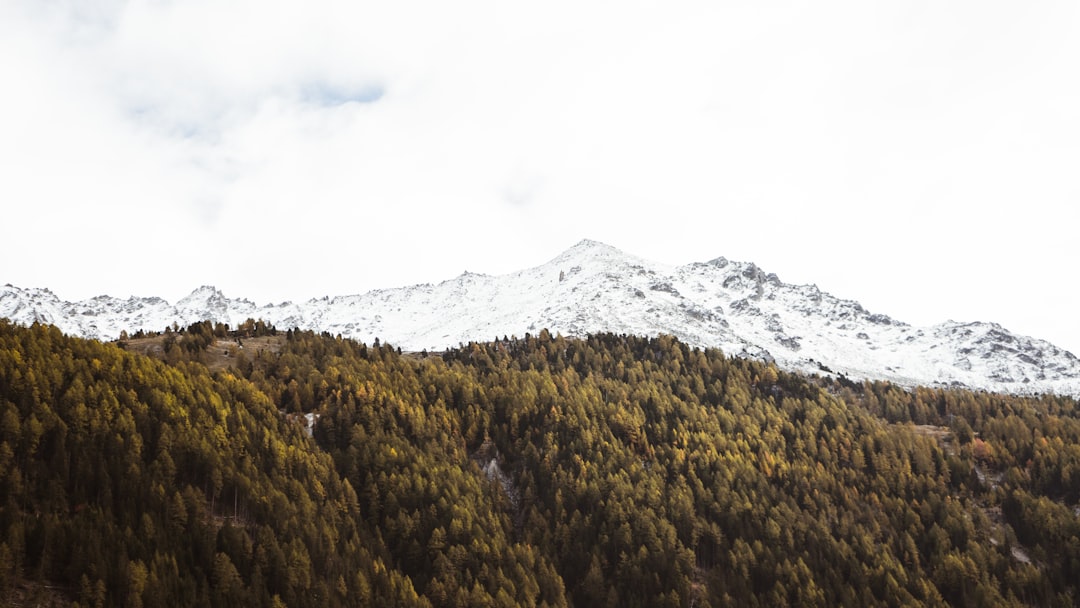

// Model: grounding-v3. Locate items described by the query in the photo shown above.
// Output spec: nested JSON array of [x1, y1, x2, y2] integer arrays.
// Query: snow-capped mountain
[[4, 239, 1079, 396]]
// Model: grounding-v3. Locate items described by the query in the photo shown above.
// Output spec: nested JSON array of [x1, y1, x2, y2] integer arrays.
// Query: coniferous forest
[[2, 318, 1080, 606]]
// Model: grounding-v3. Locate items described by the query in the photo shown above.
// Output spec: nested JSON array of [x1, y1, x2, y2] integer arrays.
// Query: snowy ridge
[[4, 239, 1079, 396]]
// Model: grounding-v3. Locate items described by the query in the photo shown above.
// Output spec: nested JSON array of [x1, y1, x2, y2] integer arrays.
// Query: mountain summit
[[3, 242, 1079, 395]]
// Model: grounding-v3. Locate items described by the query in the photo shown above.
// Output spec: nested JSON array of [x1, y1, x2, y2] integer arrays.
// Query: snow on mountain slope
[[4, 239, 1079, 396]]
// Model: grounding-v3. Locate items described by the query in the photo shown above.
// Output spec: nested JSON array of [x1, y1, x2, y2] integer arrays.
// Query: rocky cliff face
[[4, 239, 1079, 396]]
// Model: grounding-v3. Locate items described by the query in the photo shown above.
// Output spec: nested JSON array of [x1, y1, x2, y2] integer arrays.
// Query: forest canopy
[[1, 319, 1079, 606]]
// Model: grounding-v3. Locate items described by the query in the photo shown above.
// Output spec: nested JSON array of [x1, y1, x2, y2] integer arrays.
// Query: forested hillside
[[2, 319, 1079, 606], [0, 321, 427, 607]]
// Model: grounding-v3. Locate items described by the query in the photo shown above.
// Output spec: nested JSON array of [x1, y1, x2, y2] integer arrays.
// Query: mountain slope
[[10, 321, 1080, 606], [3, 239, 1078, 395], [0, 320, 433, 607]]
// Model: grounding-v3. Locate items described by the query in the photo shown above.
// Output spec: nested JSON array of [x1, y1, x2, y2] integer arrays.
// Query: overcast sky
[[2, 0, 1078, 354]]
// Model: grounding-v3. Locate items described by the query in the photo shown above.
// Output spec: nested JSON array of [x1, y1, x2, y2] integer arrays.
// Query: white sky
[[2, 0, 1078, 355]]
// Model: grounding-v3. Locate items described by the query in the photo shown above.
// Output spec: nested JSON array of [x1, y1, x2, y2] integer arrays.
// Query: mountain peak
[[548, 239, 631, 267], [177, 285, 226, 303], [570, 238, 613, 250], [564, 239, 621, 256], [186, 285, 223, 296]]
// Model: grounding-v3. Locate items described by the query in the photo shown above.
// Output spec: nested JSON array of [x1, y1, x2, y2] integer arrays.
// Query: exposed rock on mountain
[[4, 239, 1078, 395]]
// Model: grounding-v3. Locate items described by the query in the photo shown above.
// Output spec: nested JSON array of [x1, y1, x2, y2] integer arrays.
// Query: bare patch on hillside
[[120, 334, 286, 371]]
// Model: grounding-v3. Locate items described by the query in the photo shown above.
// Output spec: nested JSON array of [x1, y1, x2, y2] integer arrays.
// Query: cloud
[[1, 0, 1078, 354]]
